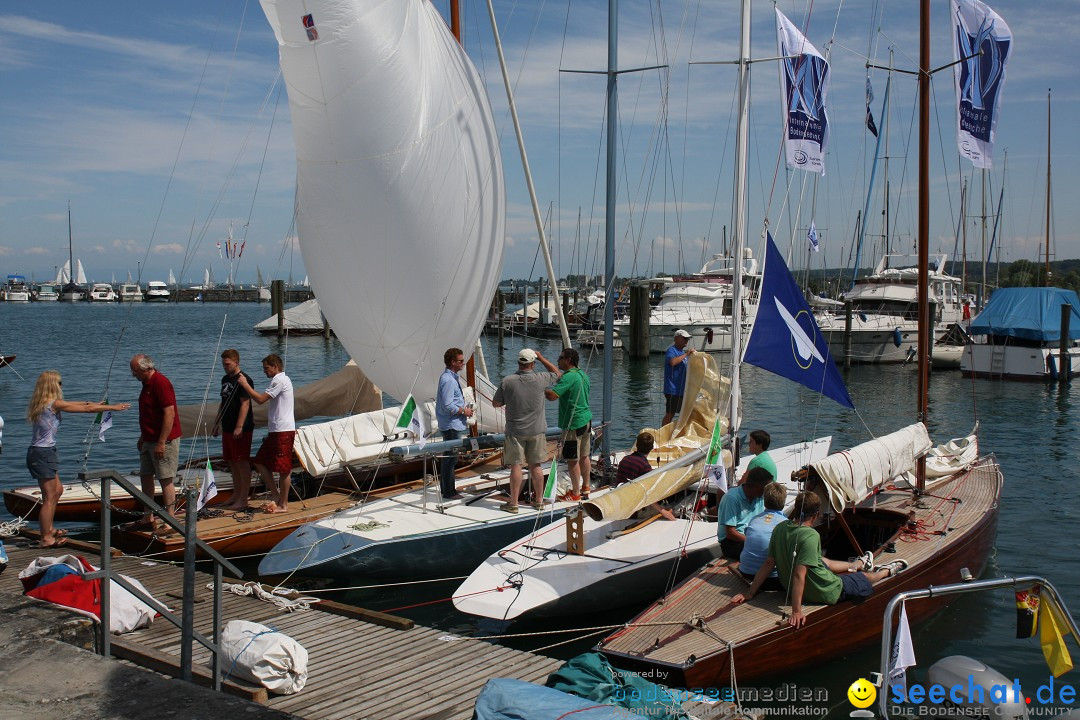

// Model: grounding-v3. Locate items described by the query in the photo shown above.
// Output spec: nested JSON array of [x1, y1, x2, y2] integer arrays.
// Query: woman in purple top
[[26, 370, 130, 547]]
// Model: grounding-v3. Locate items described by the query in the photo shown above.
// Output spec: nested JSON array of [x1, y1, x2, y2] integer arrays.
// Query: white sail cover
[[810, 423, 932, 513], [260, 0, 505, 404]]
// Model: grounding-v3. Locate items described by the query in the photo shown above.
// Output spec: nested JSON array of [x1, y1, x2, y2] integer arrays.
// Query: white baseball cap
[[518, 348, 537, 363], [674, 329, 692, 338]]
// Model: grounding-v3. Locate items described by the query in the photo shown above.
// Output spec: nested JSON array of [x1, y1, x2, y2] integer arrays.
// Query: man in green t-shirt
[[731, 491, 907, 628], [545, 348, 592, 500]]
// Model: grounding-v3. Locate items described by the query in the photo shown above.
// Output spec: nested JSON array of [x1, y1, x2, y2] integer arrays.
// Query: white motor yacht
[[88, 283, 118, 302]]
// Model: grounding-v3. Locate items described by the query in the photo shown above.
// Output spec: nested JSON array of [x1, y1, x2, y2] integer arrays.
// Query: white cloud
[[152, 243, 185, 255], [0, 246, 13, 256], [25, 247, 52, 255]]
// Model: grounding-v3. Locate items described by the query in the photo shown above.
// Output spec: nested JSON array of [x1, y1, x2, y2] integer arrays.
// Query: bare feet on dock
[[263, 501, 288, 514]]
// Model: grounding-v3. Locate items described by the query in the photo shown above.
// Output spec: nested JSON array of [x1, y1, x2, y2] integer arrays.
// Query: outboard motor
[[926, 656, 1028, 720]]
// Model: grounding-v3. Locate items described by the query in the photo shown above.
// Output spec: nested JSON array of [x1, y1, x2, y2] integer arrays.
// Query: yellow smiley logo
[[847, 678, 877, 709]]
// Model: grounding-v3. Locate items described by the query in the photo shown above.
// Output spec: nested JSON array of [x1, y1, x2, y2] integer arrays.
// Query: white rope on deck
[[209, 580, 320, 613]]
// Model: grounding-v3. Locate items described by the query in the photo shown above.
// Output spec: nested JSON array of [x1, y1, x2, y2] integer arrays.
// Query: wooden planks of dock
[[0, 540, 562, 720]]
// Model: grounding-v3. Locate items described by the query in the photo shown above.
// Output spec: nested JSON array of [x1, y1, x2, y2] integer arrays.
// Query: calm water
[[1, 301, 1077, 715]]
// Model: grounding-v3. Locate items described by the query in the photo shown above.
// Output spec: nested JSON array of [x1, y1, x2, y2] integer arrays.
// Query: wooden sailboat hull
[[598, 460, 1001, 690], [111, 493, 357, 560]]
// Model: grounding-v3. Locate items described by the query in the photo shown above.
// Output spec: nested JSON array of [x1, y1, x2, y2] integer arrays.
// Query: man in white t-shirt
[[237, 353, 295, 513]]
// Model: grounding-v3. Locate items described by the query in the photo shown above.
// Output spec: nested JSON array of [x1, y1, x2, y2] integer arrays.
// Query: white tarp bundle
[[810, 423, 932, 512], [221, 620, 308, 694], [253, 298, 327, 333]]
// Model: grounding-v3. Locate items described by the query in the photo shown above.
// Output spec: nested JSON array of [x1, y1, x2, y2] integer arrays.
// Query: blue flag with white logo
[[743, 233, 854, 408]]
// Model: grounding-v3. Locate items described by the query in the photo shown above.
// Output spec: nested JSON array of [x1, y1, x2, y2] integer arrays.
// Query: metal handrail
[[877, 574, 1080, 717], [81, 469, 243, 691]]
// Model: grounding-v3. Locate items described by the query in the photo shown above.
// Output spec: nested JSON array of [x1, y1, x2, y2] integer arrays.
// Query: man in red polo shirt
[[130, 354, 183, 527]]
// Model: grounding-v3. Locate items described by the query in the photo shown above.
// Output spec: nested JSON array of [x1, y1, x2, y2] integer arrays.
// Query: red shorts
[[254, 431, 296, 475], [222, 431, 253, 463]]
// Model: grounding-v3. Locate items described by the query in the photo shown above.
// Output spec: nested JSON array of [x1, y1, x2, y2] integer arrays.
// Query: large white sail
[[74, 259, 87, 284], [56, 261, 69, 284], [168, 269, 176, 286], [260, 0, 505, 403]]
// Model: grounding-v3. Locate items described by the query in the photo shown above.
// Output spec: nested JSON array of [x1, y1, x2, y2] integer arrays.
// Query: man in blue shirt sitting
[[738, 481, 788, 591], [716, 466, 772, 559]]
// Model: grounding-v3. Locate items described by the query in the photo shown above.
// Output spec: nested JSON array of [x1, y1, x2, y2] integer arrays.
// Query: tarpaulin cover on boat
[[544, 652, 690, 720], [474, 678, 632, 720], [810, 423, 932, 513], [968, 287, 1080, 342]]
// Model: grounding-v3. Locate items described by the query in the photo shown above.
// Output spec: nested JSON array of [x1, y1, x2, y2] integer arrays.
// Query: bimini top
[[968, 287, 1080, 342]]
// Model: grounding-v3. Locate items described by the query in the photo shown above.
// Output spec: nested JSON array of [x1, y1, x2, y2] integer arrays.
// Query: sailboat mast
[[601, 0, 618, 461], [1045, 89, 1051, 287], [915, 0, 930, 491], [67, 201, 74, 281], [980, 170, 987, 308], [728, 0, 751, 437]]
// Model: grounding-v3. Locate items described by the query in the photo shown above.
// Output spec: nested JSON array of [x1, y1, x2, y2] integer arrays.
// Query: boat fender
[[858, 312, 868, 323], [1065, 354, 1073, 381], [1047, 353, 1058, 380], [892, 327, 903, 348], [705, 327, 714, 345]]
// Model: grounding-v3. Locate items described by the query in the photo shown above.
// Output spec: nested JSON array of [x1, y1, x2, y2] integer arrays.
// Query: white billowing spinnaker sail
[[260, 0, 505, 404]]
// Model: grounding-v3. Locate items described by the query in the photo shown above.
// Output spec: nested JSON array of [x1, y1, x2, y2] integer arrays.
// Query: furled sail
[[260, 0, 506, 404]]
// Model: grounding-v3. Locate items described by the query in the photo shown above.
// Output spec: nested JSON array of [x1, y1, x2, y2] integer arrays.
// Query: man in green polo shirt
[[545, 348, 592, 500], [731, 491, 907, 628]]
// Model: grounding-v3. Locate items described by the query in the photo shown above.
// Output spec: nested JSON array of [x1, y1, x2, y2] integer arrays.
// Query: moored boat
[[88, 282, 118, 302], [144, 280, 170, 302], [1, 275, 31, 302]]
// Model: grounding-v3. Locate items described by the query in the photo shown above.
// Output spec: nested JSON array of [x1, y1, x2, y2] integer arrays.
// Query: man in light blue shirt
[[738, 482, 788, 591], [716, 466, 771, 559], [436, 348, 473, 499]]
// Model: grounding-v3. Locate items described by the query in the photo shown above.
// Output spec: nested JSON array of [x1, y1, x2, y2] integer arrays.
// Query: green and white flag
[[197, 458, 218, 511], [94, 396, 113, 442], [395, 394, 427, 449], [544, 459, 559, 502], [703, 416, 727, 492]]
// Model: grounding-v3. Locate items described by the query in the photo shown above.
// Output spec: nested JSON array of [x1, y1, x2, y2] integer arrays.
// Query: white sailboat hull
[[453, 437, 832, 621], [259, 482, 606, 579]]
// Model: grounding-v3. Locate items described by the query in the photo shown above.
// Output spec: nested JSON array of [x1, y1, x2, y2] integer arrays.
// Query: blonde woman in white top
[[26, 370, 130, 547]]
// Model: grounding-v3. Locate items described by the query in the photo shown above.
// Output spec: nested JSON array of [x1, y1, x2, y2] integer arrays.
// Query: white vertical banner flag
[[953, 0, 1012, 169], [807, 221, 820, 253], [776, 9, 830, 176], [889, 603, 917, 694], [197, 459, 219, 511]]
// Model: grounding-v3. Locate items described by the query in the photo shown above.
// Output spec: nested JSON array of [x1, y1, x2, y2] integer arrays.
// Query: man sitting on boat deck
[[614, 432, 675, 521], [716, 466, 772, 559], [545, 347, 592, 501], [491, 348, 560, 513], [731, 490, 907, 628], [739, 429, 776, 485], [737, 481, 788, 592]]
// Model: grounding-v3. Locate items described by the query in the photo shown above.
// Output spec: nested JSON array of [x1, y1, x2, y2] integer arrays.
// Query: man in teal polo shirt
[[716, 466, 771, 559], [545, 348, 592, 500]]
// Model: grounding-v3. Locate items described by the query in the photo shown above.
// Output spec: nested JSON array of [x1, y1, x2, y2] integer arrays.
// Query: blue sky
[[0, 1, 1076, 286]]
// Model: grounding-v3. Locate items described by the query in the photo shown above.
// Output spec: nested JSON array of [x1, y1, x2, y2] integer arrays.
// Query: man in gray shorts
[[130, 354, 182, 527], [492, 348, 559, 512]]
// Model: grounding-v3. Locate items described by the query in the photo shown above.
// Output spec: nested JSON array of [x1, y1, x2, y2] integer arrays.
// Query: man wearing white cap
[[662, 329, 695, 426], [492, 348, 560, 513]]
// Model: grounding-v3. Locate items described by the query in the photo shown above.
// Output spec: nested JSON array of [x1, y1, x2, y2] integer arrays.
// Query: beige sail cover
[[177, 361, 381, 439], [583, 352, 732, 521], [810, 422, 932, 512]]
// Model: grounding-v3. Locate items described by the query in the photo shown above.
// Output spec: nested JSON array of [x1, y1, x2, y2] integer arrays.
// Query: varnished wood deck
[[599, 460, 1002, 684], [1, 541, 564, 720]]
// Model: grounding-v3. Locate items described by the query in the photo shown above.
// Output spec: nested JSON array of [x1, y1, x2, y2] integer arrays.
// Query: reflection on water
[[1, 303, 1077, 708]]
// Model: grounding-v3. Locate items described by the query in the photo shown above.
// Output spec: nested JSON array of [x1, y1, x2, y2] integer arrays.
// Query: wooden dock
[[1, 539, 563, 720]]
